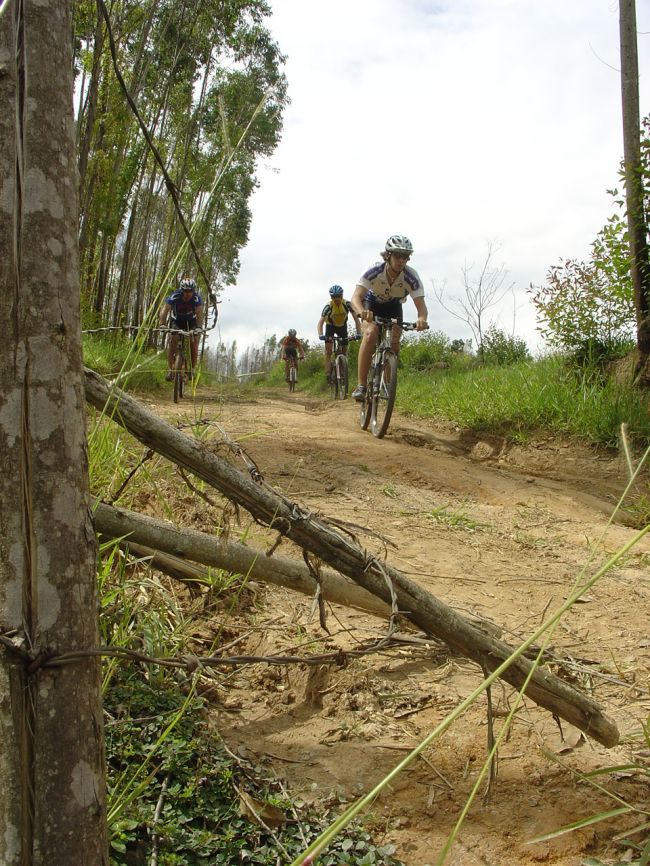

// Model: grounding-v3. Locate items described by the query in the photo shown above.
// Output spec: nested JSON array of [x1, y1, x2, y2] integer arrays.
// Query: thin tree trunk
[[620, 0, 650, 384], [0, 3, 107, 863], [84, 370, 619, 748], [94, 500, 391, 618]]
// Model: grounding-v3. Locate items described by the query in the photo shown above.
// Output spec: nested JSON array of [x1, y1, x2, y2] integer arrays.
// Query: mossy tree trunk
[[0, 2, 107, 863]]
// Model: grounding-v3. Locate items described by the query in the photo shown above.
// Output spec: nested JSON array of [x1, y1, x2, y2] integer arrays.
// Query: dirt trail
[[153, 386, 650, 866]]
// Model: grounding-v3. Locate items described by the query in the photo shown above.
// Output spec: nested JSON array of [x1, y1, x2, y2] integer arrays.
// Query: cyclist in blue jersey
[[159, 276, 204, 380], [350, 235, 428, 401]]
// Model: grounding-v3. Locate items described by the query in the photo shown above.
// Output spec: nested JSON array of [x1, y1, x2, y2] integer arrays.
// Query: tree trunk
[[84, 370, 620, 748], [0, 3, 108, 863], [93, 500, 391, 618], [620, 0, 650, 385]]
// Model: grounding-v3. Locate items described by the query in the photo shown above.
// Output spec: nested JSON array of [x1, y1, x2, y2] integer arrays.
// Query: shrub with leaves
[[478, 324, 530, 366], [104, 674, 404, 866], [400, 330, 453, 370]]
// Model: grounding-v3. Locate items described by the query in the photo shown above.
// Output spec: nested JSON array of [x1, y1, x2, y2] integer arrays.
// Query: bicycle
[[359, 318, 424, 438], [322, 332, 361, 400], [286, 355, 300, 392], [164, 327, 203, 403]]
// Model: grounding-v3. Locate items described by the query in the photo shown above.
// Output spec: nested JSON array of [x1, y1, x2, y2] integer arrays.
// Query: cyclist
[[350, 235, 428, 401], [159, 275, 204, 381], [279, 329, 306, 381], [317, 285, 362, 382]]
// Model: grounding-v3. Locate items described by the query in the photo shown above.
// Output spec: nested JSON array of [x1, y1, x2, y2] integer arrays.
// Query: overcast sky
[[208, 0, 650, 356]]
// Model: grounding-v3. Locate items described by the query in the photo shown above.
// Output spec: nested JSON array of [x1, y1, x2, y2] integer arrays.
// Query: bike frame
[[360, 318, 419, 438], [163, 326, 203, 403], [288, 355, 298, 392], [329, 332, 358, 400]]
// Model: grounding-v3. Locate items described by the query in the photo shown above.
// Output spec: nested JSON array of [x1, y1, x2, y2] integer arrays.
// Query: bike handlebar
[[157, 326, 206, 336], [372, 316, 429, 332]]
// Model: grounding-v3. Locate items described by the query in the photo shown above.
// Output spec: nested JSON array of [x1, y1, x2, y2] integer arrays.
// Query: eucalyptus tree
[[0, 0, 107, 862], [619, 0, 650, 385], [73, 0, 288, 332]]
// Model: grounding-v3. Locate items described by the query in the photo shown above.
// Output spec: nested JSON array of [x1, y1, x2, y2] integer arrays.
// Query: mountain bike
[[165, 327, 203, 403], [287, 355, 300, 392], [328, 332, 360, 400], [359, 318, 423, 438]]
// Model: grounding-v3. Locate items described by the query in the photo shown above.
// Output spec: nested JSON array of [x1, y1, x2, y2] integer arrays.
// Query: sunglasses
[[391, 252, 411, 261]]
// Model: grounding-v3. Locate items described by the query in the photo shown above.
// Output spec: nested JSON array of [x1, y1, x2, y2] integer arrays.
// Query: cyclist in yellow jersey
[[317, 285, 362, 382]]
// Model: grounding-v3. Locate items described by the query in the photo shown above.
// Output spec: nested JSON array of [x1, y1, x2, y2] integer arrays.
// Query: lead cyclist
[[350, 235, 428, 401]]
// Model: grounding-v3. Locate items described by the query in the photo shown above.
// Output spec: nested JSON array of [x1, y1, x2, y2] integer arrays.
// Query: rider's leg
[[391, 325, 402, 354], [283, 357, 290, 381], [356, 321, 378, 387], [324, 341, 333, 377], [190, 335, 199, 369], [167, 333, 178, 380]]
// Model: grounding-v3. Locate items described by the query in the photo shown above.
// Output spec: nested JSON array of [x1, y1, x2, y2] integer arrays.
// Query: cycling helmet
[[288, 328, 297, 337], [329, 285, 344, 297], [180, 277, 196, 291], [385, 235, 413, 255]]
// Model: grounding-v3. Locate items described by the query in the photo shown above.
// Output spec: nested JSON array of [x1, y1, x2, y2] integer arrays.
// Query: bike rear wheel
[[371, 351, 397, 438], [173, 351, 184, 403], [335, 353, 348, 400]]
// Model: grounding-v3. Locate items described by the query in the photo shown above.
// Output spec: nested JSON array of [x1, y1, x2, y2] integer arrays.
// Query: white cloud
[[209, 0, 650, 355]]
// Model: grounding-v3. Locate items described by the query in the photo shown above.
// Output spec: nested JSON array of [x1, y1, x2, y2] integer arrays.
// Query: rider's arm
[[351, 284, 372, 322], [317, 315, 326, 337], [350, 307, 362, 333], [413, 296, 428, 330], [159, 302, 172, 326], [298, 340, 305, 359], [195, 303, 204, 329]]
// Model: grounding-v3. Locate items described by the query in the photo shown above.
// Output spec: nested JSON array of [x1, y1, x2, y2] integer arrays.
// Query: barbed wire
[[0, 628, 444, 678]]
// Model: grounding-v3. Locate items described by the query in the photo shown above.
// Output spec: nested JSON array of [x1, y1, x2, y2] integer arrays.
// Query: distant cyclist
[[159, 275, 204, 381], [317, 285, 362, 382], [279, 329, 306, 381], [351, 235, 428, 401]]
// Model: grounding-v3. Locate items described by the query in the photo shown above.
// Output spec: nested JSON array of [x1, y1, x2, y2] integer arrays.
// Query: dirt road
[[156, 385, 650, 866]]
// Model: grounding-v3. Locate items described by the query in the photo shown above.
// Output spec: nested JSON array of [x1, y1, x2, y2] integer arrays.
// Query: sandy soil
[[148, 384, 650, 866]]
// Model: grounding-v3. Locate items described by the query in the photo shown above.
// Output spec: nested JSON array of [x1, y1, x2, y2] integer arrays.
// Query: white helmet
[[385, 235, 413, 255]]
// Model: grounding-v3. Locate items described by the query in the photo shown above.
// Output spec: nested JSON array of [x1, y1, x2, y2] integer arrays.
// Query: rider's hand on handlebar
[[319, 334, 327, 341], [355, 332, 362, 340], [360, 310, 374, 323], [416, 318, 429, 332]]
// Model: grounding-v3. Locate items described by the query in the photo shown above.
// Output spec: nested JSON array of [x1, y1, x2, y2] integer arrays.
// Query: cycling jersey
[[280, 335, 305, 353], [357, 262, 424, 305], [321, 298, 353, 327], [165, 289, 203, 325]]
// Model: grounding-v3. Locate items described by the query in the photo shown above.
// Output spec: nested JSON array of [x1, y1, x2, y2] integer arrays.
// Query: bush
[[400, 330, 452, 370], [478, 325, 530, 366]]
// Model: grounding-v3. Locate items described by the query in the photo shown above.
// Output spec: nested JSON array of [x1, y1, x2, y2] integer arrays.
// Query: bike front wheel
[[371, 351, 397, 438], [335, 353, 348, 400], [173, 352, 185, 403], [289, 364, 297, 392]]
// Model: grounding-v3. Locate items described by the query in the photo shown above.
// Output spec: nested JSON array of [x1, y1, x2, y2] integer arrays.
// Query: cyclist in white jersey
[[350, 235, 428, 401]]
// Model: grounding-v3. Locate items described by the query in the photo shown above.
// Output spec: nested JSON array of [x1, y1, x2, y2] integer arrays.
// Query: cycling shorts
[[363, 295, 403, 324], [324, 323, 348, 343], [284, 346, 298, 358]]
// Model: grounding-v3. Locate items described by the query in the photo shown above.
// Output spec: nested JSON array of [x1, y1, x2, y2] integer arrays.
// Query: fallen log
[[85, 368, 619, 747], [94, 500, 391, 619]]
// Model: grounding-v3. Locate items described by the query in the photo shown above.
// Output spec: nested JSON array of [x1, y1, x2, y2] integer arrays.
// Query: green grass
[[394, 354, 650, 447]]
